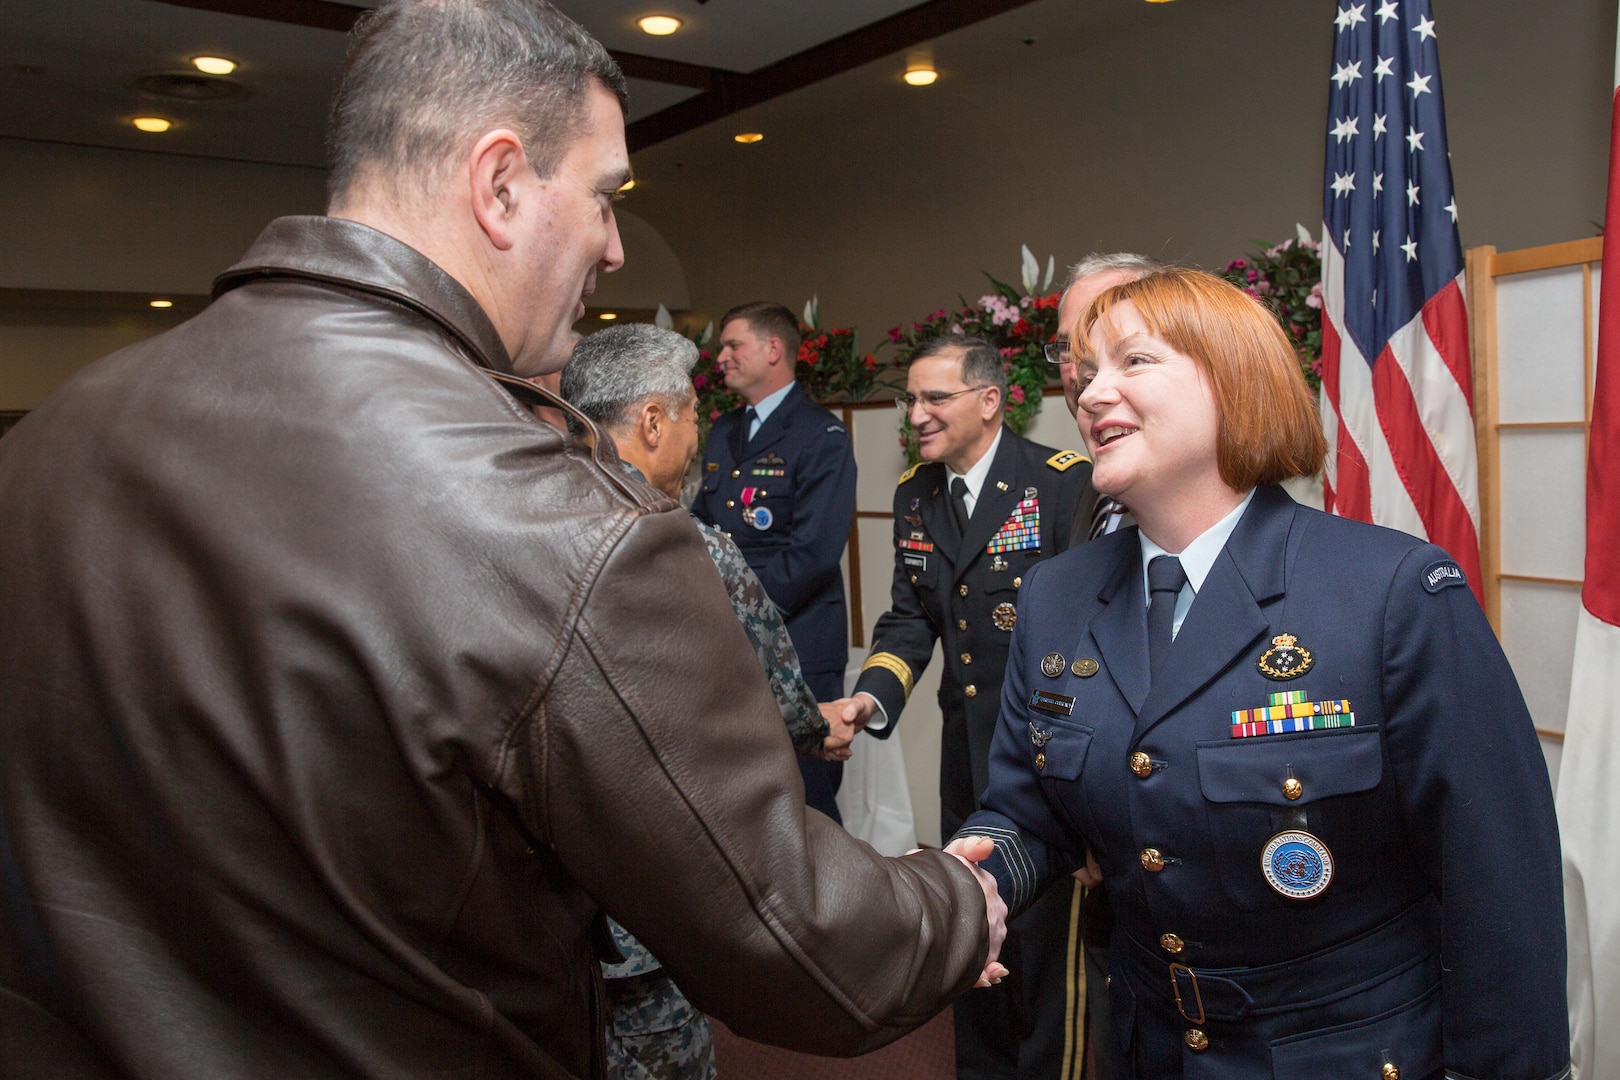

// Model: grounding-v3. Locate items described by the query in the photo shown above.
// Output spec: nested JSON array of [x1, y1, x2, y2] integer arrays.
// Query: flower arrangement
[[885, 246, 1062, 464], [1220, 224, 1325, 392], [793, 295, 900, 405]]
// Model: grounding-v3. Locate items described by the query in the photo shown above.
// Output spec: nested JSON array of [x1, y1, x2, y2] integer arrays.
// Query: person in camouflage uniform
[[562, 324, 855, 1079]]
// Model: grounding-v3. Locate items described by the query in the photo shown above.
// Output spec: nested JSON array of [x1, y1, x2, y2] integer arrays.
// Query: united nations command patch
[[1262, 831, 1334, 899]]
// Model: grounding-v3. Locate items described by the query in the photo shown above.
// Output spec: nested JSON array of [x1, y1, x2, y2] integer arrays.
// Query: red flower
[[863, 353, 878, 369], [1011, 318, 1032, 338], [693, 374, 708, 389], [1009, 385, 1026, 405], [888, 326, 903, 342], [710, 408, 722, 420]]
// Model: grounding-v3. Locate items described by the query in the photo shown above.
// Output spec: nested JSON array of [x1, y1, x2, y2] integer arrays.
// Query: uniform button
[[958, 619, 968, 631], [959, 584, 969, 597], [965, 685, 978, 698], [1185, 1028, 1209, 1051], [1013, 576, 1022, 588], [1382, 1064, 1400, 1080], [1105, 974, 1112, 988], [910, 574, 918, 584], [1140, 848, 1165, 872], [726, 500, 736, 508], [1129, 752, 1153, 778], [1283, 778, 1303, 800], [731, 469, 740, 478], [1159, 933, 1184, 954], [961, 652, 972, 665]]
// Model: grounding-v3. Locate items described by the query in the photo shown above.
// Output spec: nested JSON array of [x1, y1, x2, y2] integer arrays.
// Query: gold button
[[1013, 576, 1022, 587], [958, 619, 968, 631], [726, 500, 736, 508], [965, 685, 978, 698], [1105, 974, 1112, 988], [731, 469, 740, 478], [961, 652, 972, 665], [1283, 777, 1303, 801], [910, 574, 918, 584], [1140, 848, 1165, 872], [959, 584, 969, 596], [1382, 1064, 1400, 1080], [1129, 752, 1153, 778], [1185, 1028, 1208, 1051], [1159, 933, 1184, 954]]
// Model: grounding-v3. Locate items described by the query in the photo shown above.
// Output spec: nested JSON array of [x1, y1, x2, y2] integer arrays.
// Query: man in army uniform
[[692, 301, 858, 823], [828, 335, 1097, 1080]]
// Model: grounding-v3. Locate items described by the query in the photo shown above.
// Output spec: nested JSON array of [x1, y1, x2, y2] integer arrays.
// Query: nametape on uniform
[[1422, 559, 1467, 593], [903, 553, 928, 570], [1232, 690, 1356, 738], [986, 497, 1041, 554], [1046, 450, 1090, 472], [1029, 690, 1075, 717]]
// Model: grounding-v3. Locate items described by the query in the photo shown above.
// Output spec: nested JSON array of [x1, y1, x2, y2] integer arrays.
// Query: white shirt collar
[[1138, 488, 1256, 602], [749, 381, 796, 429], [946, 426, 1004, 513]]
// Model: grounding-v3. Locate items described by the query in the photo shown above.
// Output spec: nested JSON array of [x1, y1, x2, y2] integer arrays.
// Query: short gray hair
[[560, 324, 699, 434], [327, 0, 627, 206], [912, 334, 1007, 398], [1063, 252, 1164, 291]]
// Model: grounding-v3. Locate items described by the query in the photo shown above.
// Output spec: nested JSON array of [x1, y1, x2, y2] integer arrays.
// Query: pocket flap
[[1197, 726, 1381, 805], [1269, 986, 1441, 1079], [1028, 715, 1093, 782]]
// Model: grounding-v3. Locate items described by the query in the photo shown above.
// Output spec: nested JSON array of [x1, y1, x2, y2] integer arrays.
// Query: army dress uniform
[[855, 426, 1096, 1080], [960, 485, 1569, 1080], [692, 382, 857, 820]]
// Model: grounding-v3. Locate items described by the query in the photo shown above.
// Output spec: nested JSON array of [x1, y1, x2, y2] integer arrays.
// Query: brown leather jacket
[[0, 217, 987, 1079]]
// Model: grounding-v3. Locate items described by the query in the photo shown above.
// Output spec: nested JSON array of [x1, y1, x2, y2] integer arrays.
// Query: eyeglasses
[[1043, 337, 1071, 365], [893, 385, 991, 412]]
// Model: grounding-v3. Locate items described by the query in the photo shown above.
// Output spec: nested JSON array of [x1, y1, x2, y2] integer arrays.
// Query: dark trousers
[[953, 875, 1084, 1080], [800, 668, 844, 825]]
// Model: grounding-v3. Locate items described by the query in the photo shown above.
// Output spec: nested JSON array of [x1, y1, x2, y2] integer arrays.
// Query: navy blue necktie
[[1146, 555, 1187, 681], [950, 477, 970, 537], [744, 406, 759, 442]]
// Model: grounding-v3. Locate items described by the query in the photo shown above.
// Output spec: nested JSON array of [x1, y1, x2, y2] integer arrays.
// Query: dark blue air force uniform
[[692, 383, 856, 820], [854, 428, 1096, 1080], [960, 486, 1569, 1080]]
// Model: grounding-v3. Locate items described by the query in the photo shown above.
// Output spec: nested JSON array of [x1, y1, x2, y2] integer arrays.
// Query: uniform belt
[[1121, 897, 1437, 1023]]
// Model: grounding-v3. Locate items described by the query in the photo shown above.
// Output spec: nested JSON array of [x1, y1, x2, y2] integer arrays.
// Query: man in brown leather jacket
[[0, 3, 1004, 1077]]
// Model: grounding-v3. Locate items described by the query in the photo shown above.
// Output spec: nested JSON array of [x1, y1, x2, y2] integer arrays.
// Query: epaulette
[[1046, 450, 1091, 472], [897, 463, 922, 485]]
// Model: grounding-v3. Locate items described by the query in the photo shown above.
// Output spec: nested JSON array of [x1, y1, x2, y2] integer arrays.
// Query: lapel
[[742, 383, 798, 458], [1087, 537, 1151, 716], [954, 428, 1022, 577], [1130, 486, 1298, 744]]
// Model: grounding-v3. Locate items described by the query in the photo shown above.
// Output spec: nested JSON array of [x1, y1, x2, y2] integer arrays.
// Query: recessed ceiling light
[[132, 117, 172, 133], [192, 56, 237, 75], [149, 299, 174, 308], [599, 312, 618, 320], [903, 66, 938, 86], [734, 132, 764, 144], [638, 15, 681, 35], [618, 178, 636, 192]]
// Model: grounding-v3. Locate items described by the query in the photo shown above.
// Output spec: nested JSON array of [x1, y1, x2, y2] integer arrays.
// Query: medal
[[1261, 830, 1334, 899], [1257, 633, 1315, 680], [992, 602, 1017, 631], [749, 506, 773, 530]]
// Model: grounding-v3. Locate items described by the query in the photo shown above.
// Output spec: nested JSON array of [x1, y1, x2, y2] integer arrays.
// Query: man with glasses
[[826, 335, 1096, 1080]]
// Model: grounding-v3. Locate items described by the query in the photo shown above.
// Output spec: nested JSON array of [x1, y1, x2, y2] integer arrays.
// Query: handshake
[[811, 693, 879, 762]]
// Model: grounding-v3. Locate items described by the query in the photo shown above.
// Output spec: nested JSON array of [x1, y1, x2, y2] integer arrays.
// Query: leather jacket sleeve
[[507, 504, 988, 1053]]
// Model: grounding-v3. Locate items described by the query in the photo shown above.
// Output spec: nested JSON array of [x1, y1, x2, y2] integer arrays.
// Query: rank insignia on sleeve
[[992, 602, 1017, 631], [1040, 652, 1066, 678], [1256, 633, 1314, 681], [1045, 450, 1090, 472]]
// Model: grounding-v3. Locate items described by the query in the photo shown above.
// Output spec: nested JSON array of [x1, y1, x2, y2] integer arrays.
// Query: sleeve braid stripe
[[860, 652, 916, 697]]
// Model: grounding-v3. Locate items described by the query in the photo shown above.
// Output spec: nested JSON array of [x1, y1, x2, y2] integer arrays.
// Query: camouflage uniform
[[602, 463, 828, 1078]]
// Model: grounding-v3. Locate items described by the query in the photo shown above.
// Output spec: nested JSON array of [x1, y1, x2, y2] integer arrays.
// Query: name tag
[[903, 554, 928, 570], [1029, 690, 1075, 717]]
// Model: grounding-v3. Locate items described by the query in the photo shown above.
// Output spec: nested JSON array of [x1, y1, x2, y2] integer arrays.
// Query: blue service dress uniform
[[692, 382, 857, 820], [854, 427, 1097, 1080], [959, 485, 1569, 1080]]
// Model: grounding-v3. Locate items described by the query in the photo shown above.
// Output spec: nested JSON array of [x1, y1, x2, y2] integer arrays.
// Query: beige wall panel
[[1497, 268, 1589, 424], [1499, 430, 1587, 581], [1499, 579, 1582, 737]]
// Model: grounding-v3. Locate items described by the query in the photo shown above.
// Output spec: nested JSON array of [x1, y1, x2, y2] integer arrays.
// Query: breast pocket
[[1027, 711, 1095, 838], [1196, 726, 1384, 911]]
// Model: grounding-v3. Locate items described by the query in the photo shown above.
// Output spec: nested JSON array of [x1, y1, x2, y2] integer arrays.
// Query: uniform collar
[[1138, 488, 1256, 603], [749, 381, 797, 428], [945, 426, 1004, 512]]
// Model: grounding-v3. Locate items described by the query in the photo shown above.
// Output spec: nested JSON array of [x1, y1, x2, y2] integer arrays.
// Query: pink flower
[[1010, 386, 1026, 404], [1246, 269, 1258, 283], [1305, 282, 1324, 309], [888, 326, 903, 342], [693, 374, 708, 389], [1227, 258, 1247, 272], [1000, 349, 1018, 360], [710, 408, 722, 421]]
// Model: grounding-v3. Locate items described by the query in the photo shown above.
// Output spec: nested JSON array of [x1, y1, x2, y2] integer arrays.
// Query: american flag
[[1320, 0, 1482, 604]]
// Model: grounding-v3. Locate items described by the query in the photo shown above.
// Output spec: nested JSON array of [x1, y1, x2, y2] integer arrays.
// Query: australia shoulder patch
[[1046, 450, 1091, 473], [1421, 559, 1467, 594], [897, 463, 922, 485], [827, 423, 847, 434]]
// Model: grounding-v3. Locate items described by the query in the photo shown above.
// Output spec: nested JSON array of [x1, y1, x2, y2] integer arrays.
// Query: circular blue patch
[[1261, 830, 1333, 899], [749, 506, 773, 531]]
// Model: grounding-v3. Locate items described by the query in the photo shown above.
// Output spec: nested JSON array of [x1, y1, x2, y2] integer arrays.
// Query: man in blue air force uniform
[[831, 335, 1097, 1080], [692, 301, 857, 822]]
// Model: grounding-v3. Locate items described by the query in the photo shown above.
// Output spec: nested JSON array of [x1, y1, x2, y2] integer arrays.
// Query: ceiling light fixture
[[149, 299, 174, 308], [734, 132, 763, 144], [132, 117, 172, 133], [192, 56, 237, 75], [599, 312, 618, 320], [903, 66, 938, 86], [637, 15, 681, 36]]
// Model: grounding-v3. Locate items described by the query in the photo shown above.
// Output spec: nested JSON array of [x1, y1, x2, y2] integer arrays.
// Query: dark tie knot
[[1148, 555, 1187, 597], [950, 478, 969, 499]]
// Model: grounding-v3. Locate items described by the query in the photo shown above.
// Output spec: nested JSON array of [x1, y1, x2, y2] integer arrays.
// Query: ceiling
[[0, 0, 1036, 169]]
